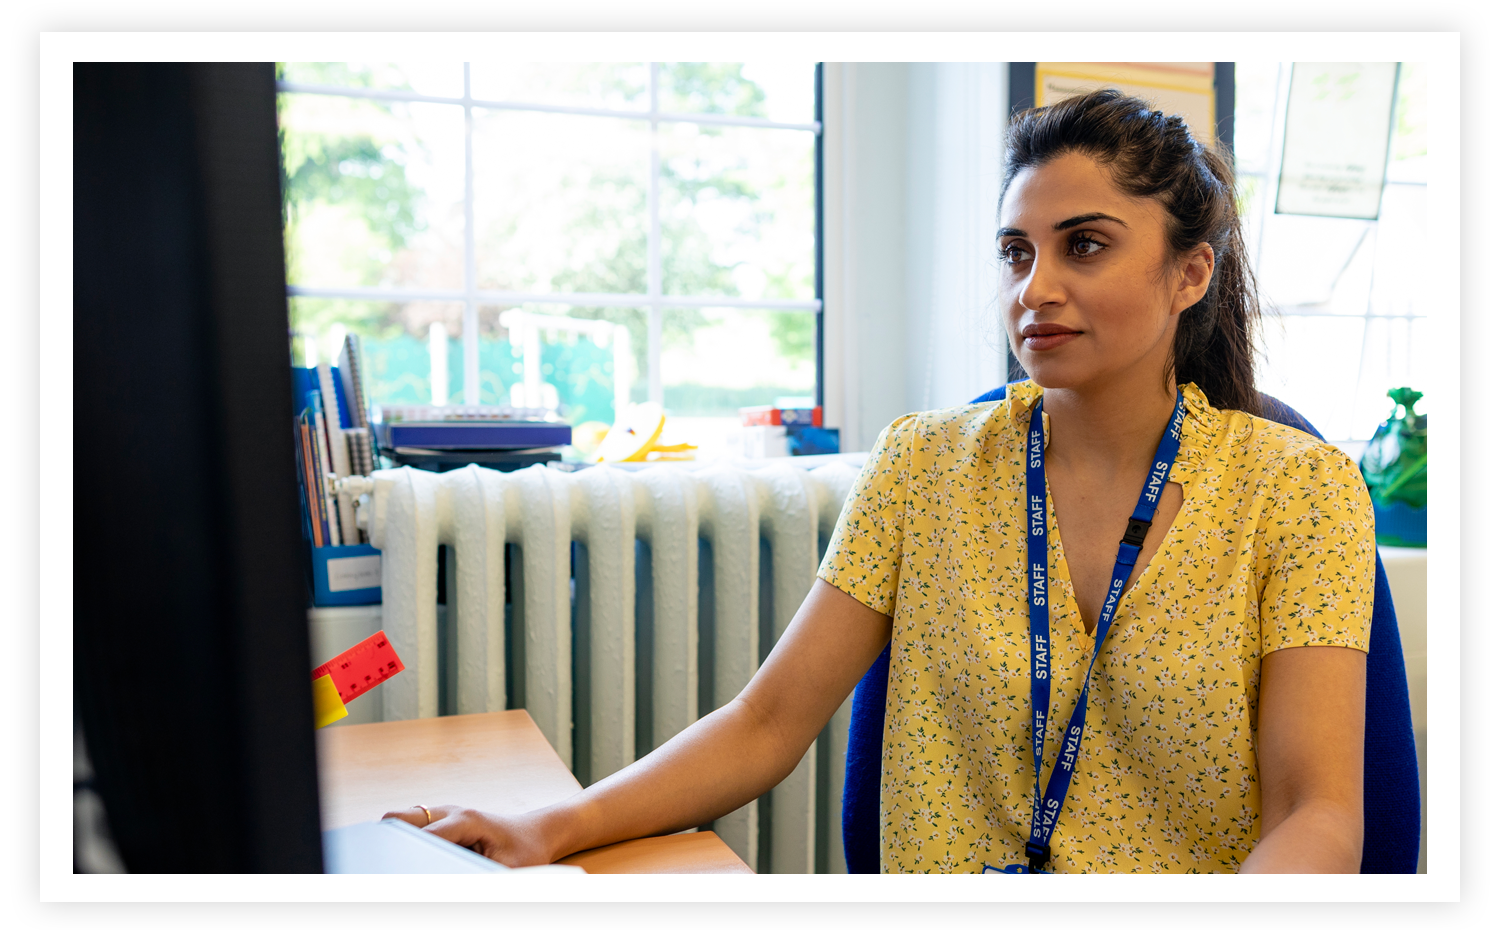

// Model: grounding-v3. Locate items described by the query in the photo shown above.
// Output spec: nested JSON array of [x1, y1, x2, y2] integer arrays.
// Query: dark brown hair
[[1001, 89, 1262, 415]]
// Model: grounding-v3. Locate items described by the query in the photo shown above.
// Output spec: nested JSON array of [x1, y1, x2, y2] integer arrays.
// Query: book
[[305, 392, 338, 546], [310, 397, 342, 547], [291, 366, 320, 417], [345, 426, 374, 478], [298, 414, 326, 547], [293, 438, 314, 545], [375, 420, 573, 451], [295, 417, 322, 549], [376, 403, 553, 423], [337, 334, 371, 429], [739, 405, 823, 428], [297, 361, 357, 433], [318, 362, 358, 537]]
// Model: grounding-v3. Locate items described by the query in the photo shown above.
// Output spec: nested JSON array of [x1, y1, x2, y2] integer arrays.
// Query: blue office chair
[[841, 388, 1422, 873]]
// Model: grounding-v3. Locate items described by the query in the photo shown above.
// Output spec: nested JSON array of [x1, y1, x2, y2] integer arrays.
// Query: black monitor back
[[74, 62, 323, 872]]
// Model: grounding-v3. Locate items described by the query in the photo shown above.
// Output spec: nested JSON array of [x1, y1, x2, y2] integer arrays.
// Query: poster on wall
[[1275, 62, 1400, 220], [1035, 62, 1216, 142]]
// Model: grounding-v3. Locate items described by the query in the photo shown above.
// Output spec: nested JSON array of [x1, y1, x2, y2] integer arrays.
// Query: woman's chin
[[1020, 362, 1084, 391]]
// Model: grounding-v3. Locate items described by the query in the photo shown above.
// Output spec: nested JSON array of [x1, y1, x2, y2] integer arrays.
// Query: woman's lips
[[1022, 331, 1081, 351]]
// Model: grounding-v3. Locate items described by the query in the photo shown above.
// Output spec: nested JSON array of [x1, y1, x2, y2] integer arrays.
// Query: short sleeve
[[1255, 442, 1378, 653], [816, 413, 920, 617]]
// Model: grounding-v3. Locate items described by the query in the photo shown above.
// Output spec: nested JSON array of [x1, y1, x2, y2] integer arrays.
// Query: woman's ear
[[1171, 243, 1215, 316]]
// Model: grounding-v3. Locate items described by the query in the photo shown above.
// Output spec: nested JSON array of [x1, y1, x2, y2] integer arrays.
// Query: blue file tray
[[311, 543, 382, 607]]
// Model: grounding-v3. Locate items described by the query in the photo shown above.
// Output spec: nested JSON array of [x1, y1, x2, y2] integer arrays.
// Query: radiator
[[324, 456, 864, 874]]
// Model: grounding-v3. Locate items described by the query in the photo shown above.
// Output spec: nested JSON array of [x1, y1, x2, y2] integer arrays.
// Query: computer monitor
[[74, 62, 323, 872]]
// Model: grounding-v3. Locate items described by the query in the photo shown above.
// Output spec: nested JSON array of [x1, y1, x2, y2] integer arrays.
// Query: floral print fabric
[[817, 380, 1375, 873]]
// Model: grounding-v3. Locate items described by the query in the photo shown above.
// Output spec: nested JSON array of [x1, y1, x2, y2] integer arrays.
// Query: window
[[277, 62, 821, 442], [1234, 62, 1428, 444]]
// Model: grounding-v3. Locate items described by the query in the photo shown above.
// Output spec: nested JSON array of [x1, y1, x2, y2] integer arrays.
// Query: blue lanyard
[[1011, 390, 1186, 874]]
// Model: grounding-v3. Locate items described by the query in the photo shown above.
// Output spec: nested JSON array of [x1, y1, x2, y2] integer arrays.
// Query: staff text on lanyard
[[989, 390, 1185, 874]]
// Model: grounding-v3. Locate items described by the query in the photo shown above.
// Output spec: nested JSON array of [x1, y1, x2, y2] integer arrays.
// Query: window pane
[[280, 94, 465, 290], [279, 62, 464, 99], [1255, 315, 1366, 440], [1255, 314, 1428, 442], [659, 62, 769, 117], [1237, 60, 1430, 443], [740, 62, 818, 124], [1233, 61, 1281, 176], [659, 123, 816, 300], [1254, 213, 1373, 312], [469, 62, 648, 110], [483, 304, 646, 425], [472, 110, 650, 295], [660, 308, 816, 417], [1387, 62, 1427, 182], [1351, 317, 1429, 440], [292, 297, 648, 424], [1367, 183, 1426, 316], [289, 297, 466, 409]]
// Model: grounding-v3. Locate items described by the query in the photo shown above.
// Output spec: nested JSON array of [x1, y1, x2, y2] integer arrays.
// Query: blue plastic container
[[1372, 499, 1426, 548], [311, 544, 383, 607], [788, 425, 840, 456]]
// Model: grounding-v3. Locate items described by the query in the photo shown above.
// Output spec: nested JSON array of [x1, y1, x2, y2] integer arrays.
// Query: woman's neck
[[1042, 372, 1179, 475]]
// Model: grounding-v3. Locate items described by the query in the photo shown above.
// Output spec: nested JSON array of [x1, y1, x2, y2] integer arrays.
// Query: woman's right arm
[[385, 578, 894, 866]]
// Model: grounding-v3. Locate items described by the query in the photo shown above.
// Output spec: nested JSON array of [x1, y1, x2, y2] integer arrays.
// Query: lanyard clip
[[1120, 517, 1152, 548], [1024, 841, 1050, 873]]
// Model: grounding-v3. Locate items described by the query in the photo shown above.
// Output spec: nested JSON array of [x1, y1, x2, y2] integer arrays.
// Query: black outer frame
[[74, 63, 323, 872], [0, 1, 1488, 918]]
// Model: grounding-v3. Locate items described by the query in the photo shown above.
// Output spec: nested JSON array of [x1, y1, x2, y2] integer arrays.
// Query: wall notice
[[1036, 62, 1217, 142], [1276, 62, 1400, 220]]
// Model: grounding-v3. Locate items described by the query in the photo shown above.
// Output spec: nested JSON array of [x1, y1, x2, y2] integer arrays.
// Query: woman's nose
[[1018, 254, 1066, 312]]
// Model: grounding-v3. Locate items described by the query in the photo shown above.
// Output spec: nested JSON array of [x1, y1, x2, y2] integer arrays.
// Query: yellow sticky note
[[312, 673, 348, 729]]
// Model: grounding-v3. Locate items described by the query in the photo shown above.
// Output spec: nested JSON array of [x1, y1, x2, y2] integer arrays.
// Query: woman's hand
[[381, 805, 555, 868]]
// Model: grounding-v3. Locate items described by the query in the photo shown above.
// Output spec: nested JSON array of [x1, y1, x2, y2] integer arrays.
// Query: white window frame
[[1241, 62, 1427, 443], [278, 62, 823, 406]]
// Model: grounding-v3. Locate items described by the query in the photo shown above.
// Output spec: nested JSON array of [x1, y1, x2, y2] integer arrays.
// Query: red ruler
[[311, 630, 405, 705]]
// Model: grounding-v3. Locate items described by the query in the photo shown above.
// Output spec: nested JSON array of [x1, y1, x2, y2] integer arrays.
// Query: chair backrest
[[841, 389, 1421, 873]]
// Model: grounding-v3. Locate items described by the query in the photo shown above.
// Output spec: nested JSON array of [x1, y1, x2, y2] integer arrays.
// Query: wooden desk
[[317, 709, 752, 874]]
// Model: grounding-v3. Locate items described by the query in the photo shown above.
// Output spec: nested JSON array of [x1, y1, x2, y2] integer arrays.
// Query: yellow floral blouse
[[818, 380, 1376, 873]]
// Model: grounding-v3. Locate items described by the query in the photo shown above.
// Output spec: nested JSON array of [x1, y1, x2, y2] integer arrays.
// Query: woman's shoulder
[[891, 380, 1037, 435], [1209, 402, 1364, 489], [874, 390, 1026, 459]]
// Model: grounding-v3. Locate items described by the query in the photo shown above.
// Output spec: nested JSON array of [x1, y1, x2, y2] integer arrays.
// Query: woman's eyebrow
[[996, 213, 1129, 239], [1055, 212, 1128, 230]]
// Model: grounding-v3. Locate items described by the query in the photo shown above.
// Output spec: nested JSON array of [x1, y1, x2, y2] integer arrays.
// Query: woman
[[386, 90, 1375, 874]]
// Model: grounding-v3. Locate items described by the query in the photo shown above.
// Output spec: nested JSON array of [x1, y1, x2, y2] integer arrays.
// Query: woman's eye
[[1070, 236, 1106, 257], [1000, 243, 1032, 264]]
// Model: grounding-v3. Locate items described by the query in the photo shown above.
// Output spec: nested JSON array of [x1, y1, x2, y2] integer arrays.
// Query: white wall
[[821, 63, 907, 454], [904, 63, 1008, 415], [822, 63, 1009, 452]]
